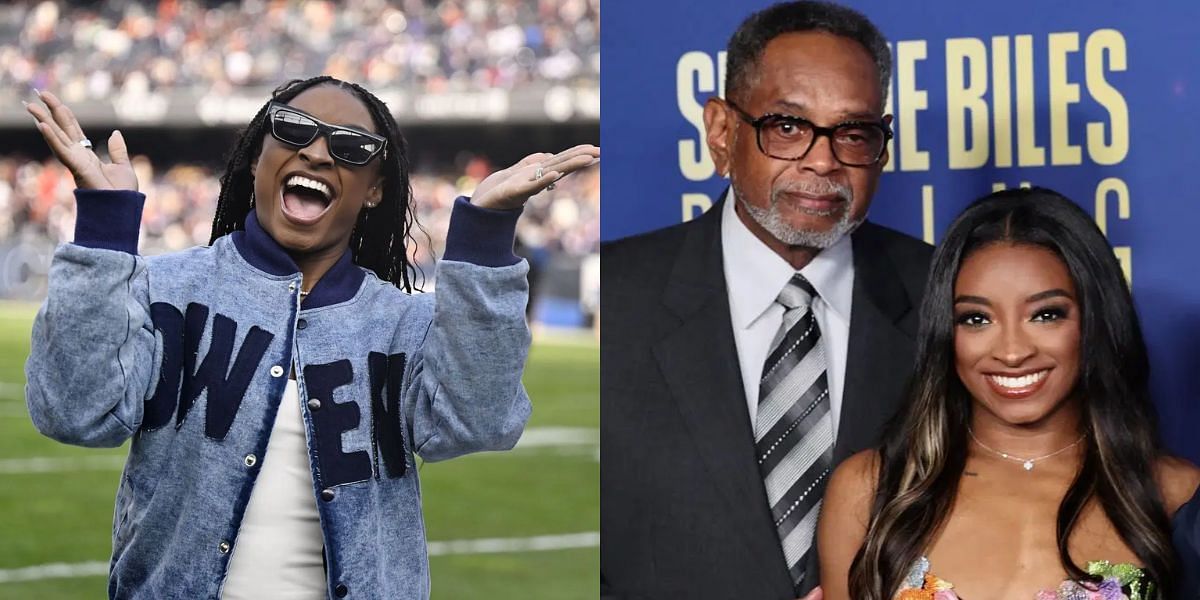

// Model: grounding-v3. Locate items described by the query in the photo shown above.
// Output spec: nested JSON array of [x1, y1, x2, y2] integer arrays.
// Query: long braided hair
[[209, 76, 423, 292]]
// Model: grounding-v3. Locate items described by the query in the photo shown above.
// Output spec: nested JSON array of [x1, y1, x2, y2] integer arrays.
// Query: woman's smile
[[279, 172, 337, 225]]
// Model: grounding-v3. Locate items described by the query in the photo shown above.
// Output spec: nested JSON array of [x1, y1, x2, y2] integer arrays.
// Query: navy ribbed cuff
[[442, 196, 522, 267], [73, 189, 145, 255]]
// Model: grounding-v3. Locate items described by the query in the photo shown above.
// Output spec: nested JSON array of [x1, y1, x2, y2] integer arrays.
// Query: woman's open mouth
[[280, 174, 334, 225]]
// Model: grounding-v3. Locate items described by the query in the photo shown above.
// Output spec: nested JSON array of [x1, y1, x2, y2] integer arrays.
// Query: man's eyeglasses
[[267, 102, 387, 166], [725, 101, 891, 167]]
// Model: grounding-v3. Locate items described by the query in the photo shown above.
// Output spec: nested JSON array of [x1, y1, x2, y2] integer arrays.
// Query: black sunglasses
[[266, 102, 387, 166]]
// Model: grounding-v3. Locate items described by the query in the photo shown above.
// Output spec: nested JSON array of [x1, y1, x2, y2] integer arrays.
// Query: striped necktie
[[755, 274, 834, 591]]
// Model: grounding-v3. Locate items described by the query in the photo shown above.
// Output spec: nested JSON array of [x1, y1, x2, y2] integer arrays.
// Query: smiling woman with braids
[[208, 77, 426, 293], [22, 77, 598, 599], [817, 188, 1200, 600]]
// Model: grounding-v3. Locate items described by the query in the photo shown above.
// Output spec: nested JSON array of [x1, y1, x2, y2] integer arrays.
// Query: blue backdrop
[[601, 0, 1200, 462]]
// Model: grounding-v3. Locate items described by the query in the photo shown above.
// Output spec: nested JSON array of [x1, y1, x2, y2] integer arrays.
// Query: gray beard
[[733, 182, 864, 249]]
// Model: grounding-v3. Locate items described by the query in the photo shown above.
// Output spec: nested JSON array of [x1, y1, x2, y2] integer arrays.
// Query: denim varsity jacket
[[25, 189, 532, 599]]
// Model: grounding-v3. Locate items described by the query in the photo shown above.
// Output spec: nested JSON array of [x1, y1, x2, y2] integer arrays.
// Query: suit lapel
[[836, 223, 919, 463], [652, 201, 794, 585]]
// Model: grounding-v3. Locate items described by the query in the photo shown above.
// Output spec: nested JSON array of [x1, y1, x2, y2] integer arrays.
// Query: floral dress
[[896, 557, 1156, 600]]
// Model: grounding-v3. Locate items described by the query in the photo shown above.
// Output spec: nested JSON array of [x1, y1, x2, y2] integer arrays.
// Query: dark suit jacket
[[600, 199, 933, 599]]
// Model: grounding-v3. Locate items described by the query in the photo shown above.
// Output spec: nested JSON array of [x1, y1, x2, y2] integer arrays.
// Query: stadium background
[[601, 0, 1200, 463], [0, 0, 598, 598]]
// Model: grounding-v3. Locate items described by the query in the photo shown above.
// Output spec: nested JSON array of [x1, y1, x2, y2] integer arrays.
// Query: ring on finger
[[79, 138, 93, 149], [532, 165, 544, 181]]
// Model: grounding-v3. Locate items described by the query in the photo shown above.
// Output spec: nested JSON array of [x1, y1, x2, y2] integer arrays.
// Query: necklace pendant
[[1023, 460, 1034, 471]]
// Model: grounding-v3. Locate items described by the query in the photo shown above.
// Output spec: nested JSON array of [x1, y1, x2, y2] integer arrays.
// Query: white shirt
[[222, 379, 326, 599], [720, 191, 855, 440]]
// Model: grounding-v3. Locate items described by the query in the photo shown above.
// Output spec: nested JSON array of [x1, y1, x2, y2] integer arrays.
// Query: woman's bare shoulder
[[826, 449, 881, 515], [832, 449, 880, 485], [818, 448, 883, 598], [1156, 455, 1200, 516]]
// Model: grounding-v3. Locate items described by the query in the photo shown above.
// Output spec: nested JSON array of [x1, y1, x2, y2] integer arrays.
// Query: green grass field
[[0, 302, 598, 599]]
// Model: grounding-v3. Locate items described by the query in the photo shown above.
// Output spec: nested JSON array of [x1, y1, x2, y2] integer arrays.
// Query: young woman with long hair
[[818, 187, 1200, 599], [23, 77, 598, 599]]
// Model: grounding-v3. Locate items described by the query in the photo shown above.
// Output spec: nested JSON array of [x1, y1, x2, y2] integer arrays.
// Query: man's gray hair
[[725, 1, 892, 112]]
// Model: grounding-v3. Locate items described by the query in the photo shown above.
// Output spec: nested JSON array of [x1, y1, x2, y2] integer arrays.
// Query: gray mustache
[[774, 180, 852, 202]]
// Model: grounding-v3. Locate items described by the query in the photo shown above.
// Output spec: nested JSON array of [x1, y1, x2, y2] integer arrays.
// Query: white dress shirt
[[720, 190, 855, 441]]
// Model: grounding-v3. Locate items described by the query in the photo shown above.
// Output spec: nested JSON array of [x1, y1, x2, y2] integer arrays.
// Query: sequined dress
[[895, 557, 1157, 600]]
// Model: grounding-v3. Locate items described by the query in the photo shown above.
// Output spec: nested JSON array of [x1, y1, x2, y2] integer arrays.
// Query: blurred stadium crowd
[[0, 154, 598, 275], [2, 0, 599, 99], [0, 0, 599, 327]]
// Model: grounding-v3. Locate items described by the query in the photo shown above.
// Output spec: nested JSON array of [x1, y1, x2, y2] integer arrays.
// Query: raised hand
[[471, 144, 599, 211], [24, 90, 137, 191]]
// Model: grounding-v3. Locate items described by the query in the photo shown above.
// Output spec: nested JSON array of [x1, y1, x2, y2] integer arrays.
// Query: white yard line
[[0, 455, 126, 474], [0, 561, 110, 584], [0, 427, 599, 474], [0, 531, 600, 583], [427, 531, 599, 556], [0, 382, 23, 400], [0, 406, 29, 418], [513, 426, 598, 447]]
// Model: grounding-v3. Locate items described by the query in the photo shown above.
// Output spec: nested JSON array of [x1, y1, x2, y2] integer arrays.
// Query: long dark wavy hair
[[849, 187, 1175, 597], [209, 75, 423, 292]]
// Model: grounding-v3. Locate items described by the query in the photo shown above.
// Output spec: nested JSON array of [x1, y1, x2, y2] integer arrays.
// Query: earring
[[249, 190, 255, 207]]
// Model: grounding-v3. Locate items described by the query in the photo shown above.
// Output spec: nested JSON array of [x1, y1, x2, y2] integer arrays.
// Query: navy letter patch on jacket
[[304, 353, 409, 487], [304, 359, 373, 487], [368, 352, 407, 480], [144, 302, 275, 439]]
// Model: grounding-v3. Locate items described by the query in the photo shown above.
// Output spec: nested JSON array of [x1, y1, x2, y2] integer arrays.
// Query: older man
[[601, 2, 933, 598]]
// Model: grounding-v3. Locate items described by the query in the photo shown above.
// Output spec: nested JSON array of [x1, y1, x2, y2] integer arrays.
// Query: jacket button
[[270, 365, 284, 378], [218, 540, 231, 554], [297, 318, 307, 330], [321, 488, 335, 502], [334, 583, 348, 597], [288, 282, 297, 292], [307, 398, 322, 411], [244, 454, 257, 467]]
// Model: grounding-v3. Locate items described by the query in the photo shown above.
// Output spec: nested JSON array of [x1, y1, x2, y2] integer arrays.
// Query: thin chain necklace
[[967, 428, 1085, 472]]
